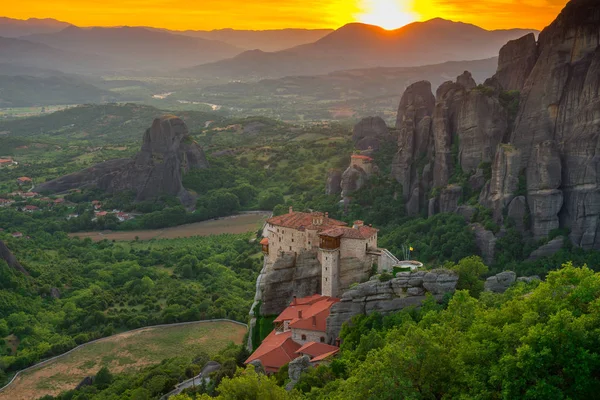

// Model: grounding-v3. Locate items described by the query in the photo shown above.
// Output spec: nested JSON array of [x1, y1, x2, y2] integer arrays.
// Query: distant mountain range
[[167, 28, 333, 52], [183, 19, 538, 79], [0, 17, 70, 37], [20, 26, 242, 71]]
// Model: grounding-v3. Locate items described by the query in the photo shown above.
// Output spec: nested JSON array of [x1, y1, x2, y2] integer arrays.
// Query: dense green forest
[[0, 232, 261, 386], [44, 263, 600, 399]]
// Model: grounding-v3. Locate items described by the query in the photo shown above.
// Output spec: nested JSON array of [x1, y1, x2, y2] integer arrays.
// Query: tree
[[258, 189, 284, 211], [95, 366, 113, 388], [450, 256, 488, 298]]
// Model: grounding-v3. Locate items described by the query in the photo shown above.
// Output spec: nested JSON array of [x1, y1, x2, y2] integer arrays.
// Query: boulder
[[75, 376, 94, 390], [248, 359, 266, 374], [286, 355, 311, 390], [439, 185, 462, 213], [352, 116, 390, 151], [325, 169, 342, 195], [517, 275, 541, 283], [484, 271, 517, 293], [470, 223, 496, 265], [527, 237, 565, 261], [492, 33, 538, 91], [34, 116, 209, 206], [422, 269, 459, 295], [50, 287, 61, 299]]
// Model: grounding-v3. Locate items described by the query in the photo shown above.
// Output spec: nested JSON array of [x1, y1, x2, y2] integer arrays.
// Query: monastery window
[[301, 334, 306, 341], [325, 277, 328, 282], [325, 267, 328, 271], [320, 337, 325, 343], [289, 246, 292, 251], [325, 257, 328, 261], [277, 229, 279, 232], [292, 238, 294, 242]]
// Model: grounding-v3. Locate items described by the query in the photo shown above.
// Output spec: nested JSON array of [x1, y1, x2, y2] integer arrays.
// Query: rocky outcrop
[[326, 269, 458, 341], [258, 250, 322, 316], [341, 164, 368, 200], [50, 287, 61, 299], [484, 271, 517, 293], [352, 116, 390, 151], [456, 71, 477, 91], [470, 223, 496, 264], [506, 0, 600, 248], [392, 81, 436, 213], [439, 185, 462, 213], [479, 144, 521, 221], [248, 359, 266, 374], [527, 141, 563, 240], [286, 355, 311, 390], [325, 169, 342, 195], [456, 205, 477, 223], [528, 236, 565, 261], [0, 239, 28, 275], [75, 376, 94, 390], [34, 116, 209, 206], [492, 33, 538, 91], [507, 196, 528, 232]]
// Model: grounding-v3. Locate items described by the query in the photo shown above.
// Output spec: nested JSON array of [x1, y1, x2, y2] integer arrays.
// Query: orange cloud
[[4, 0, 568, 30]]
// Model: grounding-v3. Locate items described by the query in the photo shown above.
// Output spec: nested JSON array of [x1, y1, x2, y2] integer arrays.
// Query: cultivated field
[[69, 212, 269, 241], [0, 321, 247, 400]]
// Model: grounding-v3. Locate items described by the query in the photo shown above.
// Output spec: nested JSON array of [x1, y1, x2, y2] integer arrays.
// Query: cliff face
[[389, 0, 600, 252], [34, 116, 209, 206]]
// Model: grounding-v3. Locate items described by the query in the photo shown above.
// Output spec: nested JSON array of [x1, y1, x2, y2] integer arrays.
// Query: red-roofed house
[[245, 295, 340, 373], [12, 232, 23, 238], [23, 205, 39, 212], [263, 207, 381, 296], [16, 177, 32, 185], [0, 158, 15, 168], [0, 198, 14, 207], [350, 154, 374, 174]]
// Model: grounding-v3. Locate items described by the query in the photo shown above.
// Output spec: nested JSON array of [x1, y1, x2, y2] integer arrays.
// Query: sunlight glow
[[355, 0, 419, 30]]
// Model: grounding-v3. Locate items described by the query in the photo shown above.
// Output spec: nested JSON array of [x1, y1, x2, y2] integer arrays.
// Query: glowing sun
[[356, 0, 419, 30]]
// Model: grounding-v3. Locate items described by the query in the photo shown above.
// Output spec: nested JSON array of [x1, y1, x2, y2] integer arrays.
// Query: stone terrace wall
[[326, 269, 458, 342]]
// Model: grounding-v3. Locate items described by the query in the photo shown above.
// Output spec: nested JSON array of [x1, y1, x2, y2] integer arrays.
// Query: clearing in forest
[[69, 212, 269, 241], [0, 321, 247, 400]]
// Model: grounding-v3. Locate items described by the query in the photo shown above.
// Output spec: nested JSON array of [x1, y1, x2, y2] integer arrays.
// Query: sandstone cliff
[[34, 116, 209, 206], [388, 0, 600, 255]]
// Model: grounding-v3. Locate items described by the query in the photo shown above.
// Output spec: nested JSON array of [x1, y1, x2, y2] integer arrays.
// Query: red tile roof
[[274, 294, 325, 323], [310, 349, 340, 362], [17, 177, 32, 182], [295, 342, 339, 358], [288, 297, 340, 332], [267, 211, 346, 232], [320, 225, 378, 240], [244, 330, 301, 373], [260, 237, 269, 245]]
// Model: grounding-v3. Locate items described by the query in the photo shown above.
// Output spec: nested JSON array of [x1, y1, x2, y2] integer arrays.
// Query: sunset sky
[[5, 0, 569, 31]]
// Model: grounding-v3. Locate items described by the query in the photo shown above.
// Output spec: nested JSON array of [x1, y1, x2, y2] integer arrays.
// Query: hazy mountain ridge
[[183, 19, 538, 79], [0, 16, 70, 37], [21, 26, 243, 71]]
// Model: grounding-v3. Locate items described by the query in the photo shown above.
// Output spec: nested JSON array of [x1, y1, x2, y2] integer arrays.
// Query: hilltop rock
[[352, 116, 390, 151], [325, 169, 342, 195], [492, 33, 538, 91], [456, 71, 477, 90], [0, 239, 28, 275], [341, 164, 369, 200], [326, 269, 458, 340], [528, 236, 565, 261], [34, 116, 209, 206], [484, 271, 516, 293], [75, 376, 94, 390]]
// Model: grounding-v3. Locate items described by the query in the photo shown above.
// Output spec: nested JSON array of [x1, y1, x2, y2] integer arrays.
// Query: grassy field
[[0, 321, 246, 400], [69, 212, 269, 242]]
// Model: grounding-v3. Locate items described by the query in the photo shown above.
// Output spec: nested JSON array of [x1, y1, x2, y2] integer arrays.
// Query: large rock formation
[[352, 116, 390, 151], [34, 116, 209, 206], [341, 164, 369, 200], [325, 169, 342, 195], [0, 240, 28, 275], [492, 33, 538, 91], [326, 270, 458, 341], [484, 271, 517, 293]]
